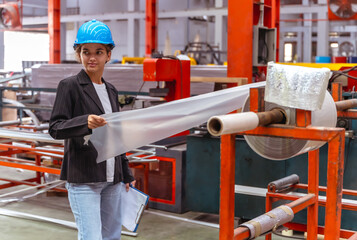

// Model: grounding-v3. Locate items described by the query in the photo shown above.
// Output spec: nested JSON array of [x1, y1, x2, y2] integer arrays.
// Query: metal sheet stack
[[31, 64, 228, 95]]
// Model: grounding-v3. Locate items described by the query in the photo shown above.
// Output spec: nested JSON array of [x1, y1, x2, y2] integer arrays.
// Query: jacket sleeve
[[121, 154, 135, 183], [49, 80, 92, 140]]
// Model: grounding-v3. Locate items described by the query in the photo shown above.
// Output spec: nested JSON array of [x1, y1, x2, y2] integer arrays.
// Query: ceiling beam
[[22, 7, 227, 25]]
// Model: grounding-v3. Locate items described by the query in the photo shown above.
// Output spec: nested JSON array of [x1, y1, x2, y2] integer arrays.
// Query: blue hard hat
[[73, 19, 115, 49]]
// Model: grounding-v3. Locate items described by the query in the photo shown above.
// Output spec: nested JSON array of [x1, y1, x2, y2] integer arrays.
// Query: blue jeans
[[66, 182, 123, 240]]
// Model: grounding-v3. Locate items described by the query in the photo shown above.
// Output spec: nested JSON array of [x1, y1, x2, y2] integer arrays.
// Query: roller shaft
[[335, 99, 357, 111], [268, 174, 300, 192], [257, 108, 285, 126]]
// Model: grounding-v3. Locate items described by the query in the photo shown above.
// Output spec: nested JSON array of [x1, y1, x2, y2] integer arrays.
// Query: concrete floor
[[0, 166, 293, 240]]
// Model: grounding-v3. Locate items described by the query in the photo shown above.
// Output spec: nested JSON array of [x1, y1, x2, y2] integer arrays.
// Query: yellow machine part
[[279, 62, 357, 71], [174, 50, 197, 65], [122, 57, 146, 64]]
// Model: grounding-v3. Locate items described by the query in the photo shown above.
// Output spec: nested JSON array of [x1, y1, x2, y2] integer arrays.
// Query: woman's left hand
[[125, 180, 136, 192]]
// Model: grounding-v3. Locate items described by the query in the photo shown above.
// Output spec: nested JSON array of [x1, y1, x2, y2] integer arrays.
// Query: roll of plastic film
[[243, 91, 337, 160], [207, 112, 259, 136]]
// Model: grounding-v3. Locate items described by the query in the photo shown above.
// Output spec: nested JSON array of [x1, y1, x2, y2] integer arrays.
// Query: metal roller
[[268, 174, 300, 192]]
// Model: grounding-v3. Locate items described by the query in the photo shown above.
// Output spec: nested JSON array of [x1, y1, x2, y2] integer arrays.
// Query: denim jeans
[[66, 182, 123, 240]]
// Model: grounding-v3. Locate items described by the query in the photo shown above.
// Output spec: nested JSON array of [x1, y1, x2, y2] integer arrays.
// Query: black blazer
[[49, 69, 134, 184]]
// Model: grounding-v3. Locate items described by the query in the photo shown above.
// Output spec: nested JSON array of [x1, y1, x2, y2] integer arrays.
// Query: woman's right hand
[[88, 115, 107, 129]]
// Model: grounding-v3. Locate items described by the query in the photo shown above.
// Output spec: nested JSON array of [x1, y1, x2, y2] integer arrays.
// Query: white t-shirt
[[93, 82, 115, 182]]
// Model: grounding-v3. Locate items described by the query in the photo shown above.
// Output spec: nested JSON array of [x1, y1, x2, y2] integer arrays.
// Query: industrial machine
[[180, 42, 226, 65], [2, 1, 357, 239], [185, 64, 357, 240], [143, 57, 190, 102]]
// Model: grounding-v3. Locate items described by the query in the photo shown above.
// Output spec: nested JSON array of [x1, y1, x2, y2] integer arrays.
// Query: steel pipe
[[207, 108, 285, 136], [0, 128, 63, 144], [256, 109, 286, 126], [268, 174, 300, 192], [239, 205, 294, 239], [335, 99, 357, 111], [234, 194, 316, 240]]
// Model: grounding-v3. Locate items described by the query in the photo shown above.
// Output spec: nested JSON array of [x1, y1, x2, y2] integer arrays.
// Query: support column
[[128, 0, 139, 12], [216, 0, 224, 8], [297, 32, 303, 62], [317, 10, 329, 56], [222, 16, 228, 59], [303, 13, 312, 62], [279, 37, 284, 62], [228, 0, 253, 83], [307, 149, 319, 240], [48, 0, 61, 64], [219, 134, 236, 240], [215, 15, 223, 51], [128, 18, 140, 57], [275, 0, 281, 62], [219, 1, 253, 239], [128, 0, 140, 57], [60, 23, 66, 62], [215, 0, 224, 51], [145, 0, 157, 56], [324, 134, 344, 240]]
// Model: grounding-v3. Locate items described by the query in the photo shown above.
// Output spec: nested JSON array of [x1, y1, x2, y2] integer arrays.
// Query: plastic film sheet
[[264, 62, 330, 111], [90, 81, 266, 163]]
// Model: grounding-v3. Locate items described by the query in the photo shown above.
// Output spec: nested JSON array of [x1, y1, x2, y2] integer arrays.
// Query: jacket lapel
[[77, 70, 105, 114]]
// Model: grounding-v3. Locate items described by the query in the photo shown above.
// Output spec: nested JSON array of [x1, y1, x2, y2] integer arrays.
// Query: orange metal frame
[[48, 0, 60, 64], [128, 154, 176, 205], [228, 0, 280, 85], [0, 129, 64, 192], [0, 123, 178, 202], [143, 58, 191, 102], [219, 83, 357, 240], [145, 0, 157, 57]]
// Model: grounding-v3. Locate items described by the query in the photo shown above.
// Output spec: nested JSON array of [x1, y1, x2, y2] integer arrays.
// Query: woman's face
[[79, 43, 111, 74]]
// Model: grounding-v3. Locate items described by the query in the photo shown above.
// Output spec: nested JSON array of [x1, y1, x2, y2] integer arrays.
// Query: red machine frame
[[129, 155, 177, 205], [145, 0, 157, 57], [219, 83, 357, 240], [143, 58, 191, 102]]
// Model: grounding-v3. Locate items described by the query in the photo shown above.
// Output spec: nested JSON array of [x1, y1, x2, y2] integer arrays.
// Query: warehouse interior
[[1, 0, 357, 239]]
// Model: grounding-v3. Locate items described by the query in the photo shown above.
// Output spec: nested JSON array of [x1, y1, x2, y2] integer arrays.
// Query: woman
[[49, 19, 135, 240]]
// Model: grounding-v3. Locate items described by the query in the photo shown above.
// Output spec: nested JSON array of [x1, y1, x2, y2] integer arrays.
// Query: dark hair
[[74, 44, 112, 63]]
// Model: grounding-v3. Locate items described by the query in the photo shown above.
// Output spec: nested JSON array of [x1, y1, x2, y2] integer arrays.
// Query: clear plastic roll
[[207, 112, 259, 136], [243, 91, 337, 160]]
